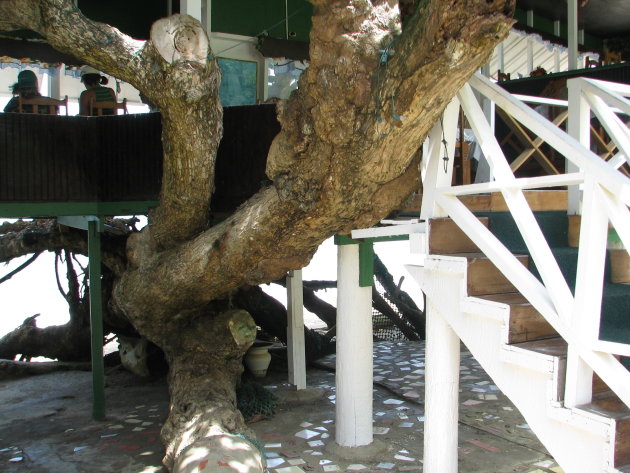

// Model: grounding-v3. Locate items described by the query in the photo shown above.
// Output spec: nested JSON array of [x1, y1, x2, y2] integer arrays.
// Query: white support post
[[568, 0, 578, 70], [181, 0, 203, 21], [565, 178, 607, 408], [567, 79, 590, 215], [335, 243, 373, 447], [554, 20, 561, 37], [287, 270, 306, 390], [554, 48, 561, 73], [201, 0, 211, 32], [526, 10, 534, 28], [40, 70, 50, 97], [476, 95, 495, 184], [498, 42, 505, 75], [50, 64, 64, 100], [424, 299, 460, 473], [527, 38, 534, 75], [420, 97, 460, 220]]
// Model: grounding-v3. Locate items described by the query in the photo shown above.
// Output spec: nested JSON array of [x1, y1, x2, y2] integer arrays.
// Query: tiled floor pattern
[[253, 341, 564, 473]]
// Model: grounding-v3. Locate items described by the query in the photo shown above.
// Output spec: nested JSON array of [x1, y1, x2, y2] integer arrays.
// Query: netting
[[372, 279, 416, 341], [236, 380, 278, 422]]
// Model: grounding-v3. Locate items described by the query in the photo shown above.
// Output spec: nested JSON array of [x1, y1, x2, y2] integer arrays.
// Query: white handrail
[[423, 73, 630, 410]]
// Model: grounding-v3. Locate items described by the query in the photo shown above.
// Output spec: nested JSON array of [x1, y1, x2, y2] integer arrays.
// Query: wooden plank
[[490, 190, 568, 212], [478, 293, 557, 343], [588, 389, 630, 467], [615, 416, 630, 467], [568, 215, 581, 247], [512, 337, 567, 357], [464, 253, 529, 296], [610, 249, 630, 284], [428, 217, 488, 254], [459, 194, 492, 211], [459, 190, 568, 212]]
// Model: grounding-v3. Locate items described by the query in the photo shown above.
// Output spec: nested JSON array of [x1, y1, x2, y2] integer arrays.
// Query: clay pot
[[244, 341, 273, 377]]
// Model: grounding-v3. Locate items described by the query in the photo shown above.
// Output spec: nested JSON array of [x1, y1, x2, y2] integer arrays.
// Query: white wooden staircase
[[408, 195, 630, 473], [400, 74, 630, 473]]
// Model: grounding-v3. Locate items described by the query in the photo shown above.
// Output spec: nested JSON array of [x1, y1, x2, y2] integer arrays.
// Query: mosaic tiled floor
[[253, 341, 564, 473], [0, 343, 566, 473]]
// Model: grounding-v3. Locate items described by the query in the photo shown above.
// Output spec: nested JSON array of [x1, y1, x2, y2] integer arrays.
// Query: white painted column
[[181, 0, 203, 21], [565, 178, 607, 408], [568, 0, 578, 70], [567, 79, 590, 215], [526, 9, 535, 75], [420, 97, 460, 220], [554, 20, 561, 38], [424, 299, 460, 473], [498, 42, 505, 75], [287, 270, 306, 390], [526, 10, 534, 28], [40, 71, 50, 97], [335, 243, 373, 447], [50, 64, 64, 99], [554, 48, 561, 73]]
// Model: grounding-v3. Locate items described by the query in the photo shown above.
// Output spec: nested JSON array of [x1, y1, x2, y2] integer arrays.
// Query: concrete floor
[[0, 341, 564, 473]]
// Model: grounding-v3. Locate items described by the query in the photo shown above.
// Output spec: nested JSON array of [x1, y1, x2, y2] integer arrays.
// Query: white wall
[[0, 65, 148, 114]]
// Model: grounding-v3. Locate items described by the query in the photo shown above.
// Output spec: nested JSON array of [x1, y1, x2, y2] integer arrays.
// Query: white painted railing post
[[287, 269, 306, 390], [420, 97, 460, 221], [568, 0, 578, 70], [335, 242, 373, 447], [565, 178, 608, 407], [424, 299, 460, 473], [567, 79, 590, 215]]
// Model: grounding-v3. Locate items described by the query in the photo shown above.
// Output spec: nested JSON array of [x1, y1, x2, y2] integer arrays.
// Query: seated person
[[79, 66, 117, 116], [3, 70, 49, 114]]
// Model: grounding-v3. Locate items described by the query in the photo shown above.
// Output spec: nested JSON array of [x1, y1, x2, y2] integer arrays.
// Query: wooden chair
[[18, 95, 68, 115], [89, 97, 128, 116], [497, 70, 511, 82]]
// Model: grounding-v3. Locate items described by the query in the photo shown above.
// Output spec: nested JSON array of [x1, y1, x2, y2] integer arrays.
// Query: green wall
[[78, 0, 168, 39], [211, 0, 312, 41]]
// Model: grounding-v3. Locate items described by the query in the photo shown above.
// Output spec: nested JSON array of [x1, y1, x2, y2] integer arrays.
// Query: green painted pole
[[88, 218, 105, 420]]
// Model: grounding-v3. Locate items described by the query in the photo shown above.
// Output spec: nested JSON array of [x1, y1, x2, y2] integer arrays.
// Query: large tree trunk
[[159, 310, 258, 469], [0, 1, 515, 471]]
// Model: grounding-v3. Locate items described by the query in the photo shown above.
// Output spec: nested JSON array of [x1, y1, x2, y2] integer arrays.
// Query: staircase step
[[611, 249, 630, 284], [463, 253, 529, 296], [477, 293, 556, 343], [428, 217, 489, 254], [477, 210, 569, 253], [579, 390, 630, 468], [511, 336, 568, 358], [568, 215, 580, 248]]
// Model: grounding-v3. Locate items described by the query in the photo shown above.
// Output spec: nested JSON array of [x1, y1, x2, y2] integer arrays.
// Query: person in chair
[[3, 70, 45, 113], [79, 65, 116, 116]]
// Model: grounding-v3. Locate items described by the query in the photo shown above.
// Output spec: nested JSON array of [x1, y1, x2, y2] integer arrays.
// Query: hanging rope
[[440, 114, 450, 173]]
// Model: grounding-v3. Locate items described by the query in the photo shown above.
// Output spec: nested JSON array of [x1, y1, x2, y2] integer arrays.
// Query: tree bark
[[0, 1, 515, 471], [159, 309, 258, 469]]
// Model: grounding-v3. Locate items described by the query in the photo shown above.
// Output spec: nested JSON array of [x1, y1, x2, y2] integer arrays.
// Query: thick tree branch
[[0, 0, 148, 85], [0, 219, 130, 277], [0, 251, 41, 284]]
